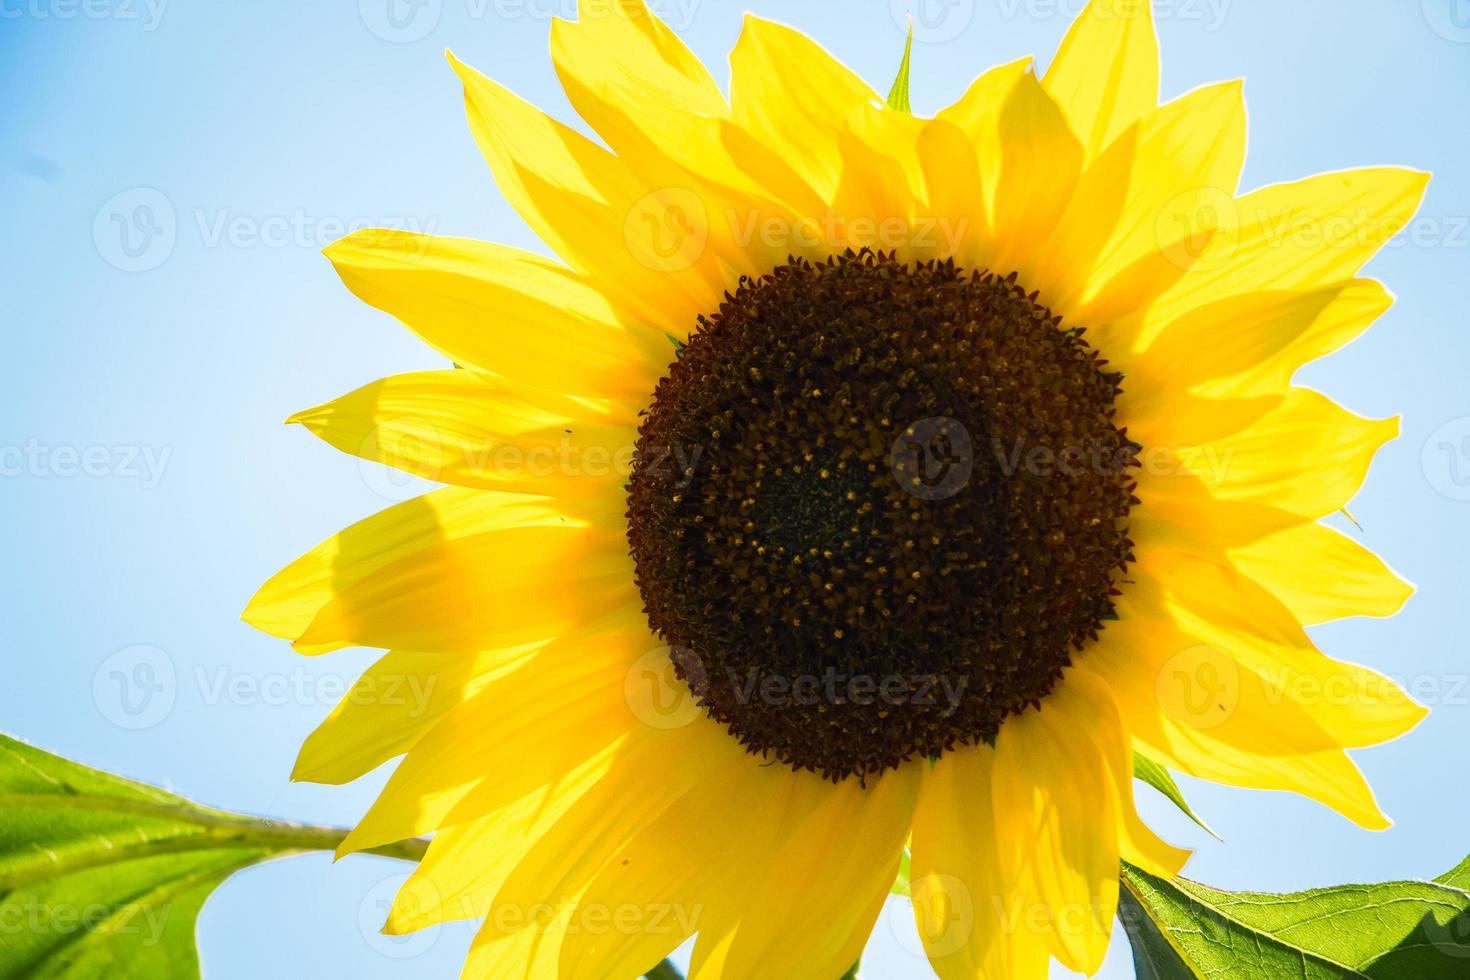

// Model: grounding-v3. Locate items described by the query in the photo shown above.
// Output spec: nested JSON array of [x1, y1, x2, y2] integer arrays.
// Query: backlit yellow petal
[[1143, 167, 1429, 340], [993, 700, 1118, 973], [1136, 279, 1394, 402], [1188, 388, 1397, 518], [1063, 668, 1192, 880], [1131, 551, 1426, 751], [1043, 0, 1158, 161], [688, 763, 920, 980], [1084, 81, 1246, 294], [324, 228, 667, 403], [448, 51, 728, 329], [1229, 521, 1414, 626], [288, 370, 638, 499], [557, 756, 799, 980], [910, 746, 1052, 980], [339, 611, 653, 855], [486, 717, 750, 949], [728, 16, 879, 201], [243, 487, 586, 643], [293, 520, 636, 655], [291, 642, 543, 785], [1090, 597, 1394, 829]]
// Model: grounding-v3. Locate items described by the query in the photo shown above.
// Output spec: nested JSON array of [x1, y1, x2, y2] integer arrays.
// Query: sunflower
[[244, 1, 1429, 976]]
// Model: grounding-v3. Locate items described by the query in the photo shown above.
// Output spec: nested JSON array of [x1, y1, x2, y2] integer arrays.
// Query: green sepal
[[886, 19, 914, 114]]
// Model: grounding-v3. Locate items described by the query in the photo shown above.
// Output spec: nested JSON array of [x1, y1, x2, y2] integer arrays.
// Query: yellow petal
[[1136, 279, 1394, 402], [1084, 81, 1246, 293], [689, 764, 920, 980], [324, 228, 667, 403], [288, 370, 638, 498], [459, 891, 580, 980], [1030, 125, 1140, 311], [1036, 80, 1244, 345], [986, 71, 1084, 280], [916, 118, 986, 262], [448, 51, 726, 329], [556, 755, 800, 980], [1125, 391, 1282, 455], [910, 746, 1052, 980], [339, 612, 654, 856], [487, 716, 749, 942], [1131, 550, 1426, 751], [1089, 596, 1395, 829], [243, 487, 589, 643], [550, 4, 826, 239], [934, 57, 1034, 271], [293, 517, 636, 655], [1062, 668, 1192, 879], [1229, 521, 1414, 626], [728, 15, 878, 201], [385, 758, 608, 934], [1182, 388, 1397, 518], [1138, 462, 1229, 529], [553, 0, 725, 142], [993, 699, 1119, 973], [831, 112, 930, 261], [291, 642, 543, 785], [1143, 167, 1429, 341], [549, 2, 780, 202], [550, 6, 817, 287], [1043, 0, 1159, 161]]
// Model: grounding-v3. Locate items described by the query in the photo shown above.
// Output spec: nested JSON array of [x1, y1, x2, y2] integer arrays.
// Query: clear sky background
[[3, 1, 1470, 977]]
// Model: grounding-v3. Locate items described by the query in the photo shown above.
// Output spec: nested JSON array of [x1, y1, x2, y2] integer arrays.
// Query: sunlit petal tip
[[283, 406, 316, 427]]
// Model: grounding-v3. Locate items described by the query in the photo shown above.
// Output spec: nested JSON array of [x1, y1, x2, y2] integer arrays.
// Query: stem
[[0, 793, 429, 889], [644, 959, 685, 980]]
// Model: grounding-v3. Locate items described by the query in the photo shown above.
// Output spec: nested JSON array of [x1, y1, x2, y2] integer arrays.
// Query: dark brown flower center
[[626, 250, 1137, 781]]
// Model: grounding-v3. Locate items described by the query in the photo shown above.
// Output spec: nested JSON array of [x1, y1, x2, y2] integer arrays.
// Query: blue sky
[[3, 1, 1470, 977]]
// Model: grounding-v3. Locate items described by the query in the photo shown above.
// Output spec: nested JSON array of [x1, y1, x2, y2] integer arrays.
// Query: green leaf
[[1119, 860, 1470, 979], [1133, 753, 1219, 840], [885, 18, 913, 114], [0, 734, 425, 979], [643, 959, 685, 980], [1438, 857, 1470, 892]]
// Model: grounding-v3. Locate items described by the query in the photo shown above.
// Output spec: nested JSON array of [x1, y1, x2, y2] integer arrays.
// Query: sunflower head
[[245, 1, 1429, 977]]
